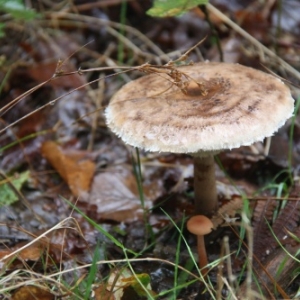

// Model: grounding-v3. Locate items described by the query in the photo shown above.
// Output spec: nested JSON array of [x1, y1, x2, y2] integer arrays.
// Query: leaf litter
[[0, 0, 300, 299]]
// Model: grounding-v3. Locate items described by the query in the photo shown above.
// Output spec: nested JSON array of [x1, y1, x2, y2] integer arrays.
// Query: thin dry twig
[[0, 38, 206, 135], [206, 3, 300, 82], [72, 0, 136, 11], [42, 12, 168, 60]]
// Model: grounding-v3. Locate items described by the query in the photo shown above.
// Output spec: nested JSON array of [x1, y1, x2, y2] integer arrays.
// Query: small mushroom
[[187, 215, 213, 274], [105, 62, 294, 216]]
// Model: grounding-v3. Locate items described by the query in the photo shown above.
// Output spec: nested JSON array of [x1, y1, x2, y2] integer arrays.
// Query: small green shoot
[[172, 216, 185, 300], [131, 148, 145, 211], [0, 23, 4, 38], [286, 230, 300, 244], [84, 243, 101, 299], [147, 0, 208, 17], [0, 68, 12, 95], [0, 0, 37, 19], [158, 275, 198, 298], [0, 0, 38, 37], [0, 170, 30, 207], [128, 273, 153, 297], [118, 0, 127, 64], [63, 197, 137, 256], [131, 148, 155, 244], [266, 220, 300, 264], [0, 130, 49, 154], [255, 180, 289, 221], [123, 250, 156, 299], [236, 196, 251, 256], [288, 96, 300, 172]]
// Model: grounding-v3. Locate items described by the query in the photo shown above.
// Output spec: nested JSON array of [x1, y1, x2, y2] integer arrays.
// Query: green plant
[[147, 0, 208, 17], [0, 170, 30, 207], [0, 0, 37, 37]]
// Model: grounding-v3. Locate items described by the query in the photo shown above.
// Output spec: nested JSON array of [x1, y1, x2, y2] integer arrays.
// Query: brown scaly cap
[[105, 62, 294, 154]]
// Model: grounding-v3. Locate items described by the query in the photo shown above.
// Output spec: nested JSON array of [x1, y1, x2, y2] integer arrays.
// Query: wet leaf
[[104, 268, 154, 300], [15, 243, 44, 261], [147, 0, 208, 17], [93, 284, 115, 300], [12, 285, 54, 300], [211, 196, 243, 228], [41, 141, 95, 197], [122, 273, 153, 297], [0, 171, 30, 207], [0, 240, 49, 269], [0, 0, 37, 20], [81, 165, 153, 222]]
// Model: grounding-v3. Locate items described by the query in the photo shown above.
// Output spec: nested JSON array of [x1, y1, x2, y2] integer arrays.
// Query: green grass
[[1, 3, 299, 297]]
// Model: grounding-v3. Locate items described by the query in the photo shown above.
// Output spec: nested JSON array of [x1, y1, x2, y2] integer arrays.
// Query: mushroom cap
[[187, 215, 213, 235], [105, 62, 294, 154]]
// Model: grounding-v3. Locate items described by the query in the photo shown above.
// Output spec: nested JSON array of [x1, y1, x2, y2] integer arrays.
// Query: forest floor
[[0, 0, 300, 299]]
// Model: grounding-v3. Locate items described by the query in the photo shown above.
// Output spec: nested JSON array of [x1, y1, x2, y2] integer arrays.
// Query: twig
[[72, 0, 136, 11], [206, 3, 300, 81], [44, 12, 168, 59]]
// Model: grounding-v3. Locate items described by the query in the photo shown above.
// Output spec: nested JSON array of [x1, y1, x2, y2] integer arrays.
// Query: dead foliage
[[0, 0, 300, 299]]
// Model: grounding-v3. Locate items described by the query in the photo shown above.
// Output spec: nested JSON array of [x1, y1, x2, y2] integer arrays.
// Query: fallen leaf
[[103, 268, 154, 300], [81, 165, 153, 222], [12, 285, 54, 300], [93, 284, 116, 300], [0, 240, 47, 269], [147, 0, 208, 17], [41, 141, 95, 197], [0, 171, 30, 207], [23, 33, 87, 90], [121, 273, 153, 297], [16, 243, 44, 261]]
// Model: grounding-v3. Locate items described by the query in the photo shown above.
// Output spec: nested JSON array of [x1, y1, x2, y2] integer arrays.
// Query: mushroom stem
[[193, 155, 218, 216], [187, 215, 213, 276], [197, 235, 209, 275]]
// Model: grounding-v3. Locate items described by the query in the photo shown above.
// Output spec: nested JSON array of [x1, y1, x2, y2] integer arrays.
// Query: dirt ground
[[0, 1, 300, 299]]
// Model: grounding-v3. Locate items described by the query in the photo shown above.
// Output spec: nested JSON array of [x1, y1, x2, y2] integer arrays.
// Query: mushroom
[[105, 62, 294, 216], [187, 215, 213, 274]]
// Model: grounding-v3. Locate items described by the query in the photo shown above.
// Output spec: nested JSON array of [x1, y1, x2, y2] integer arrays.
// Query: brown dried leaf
[[41, 141, 95, 197], [12, 286, 54, 300], [211, 196, 243, 228], [239, 244, 298, 299], [23, 33, 87, 89], [235, 10, 270, 40], [17, 244, 44, 261], [0, 242, 43, 264], [93, 284, 116, 300], [100, 268, 153, 300], [28, 61, 85, 89], [80, 165, 154, 222], [253, 198, 278, 259]]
